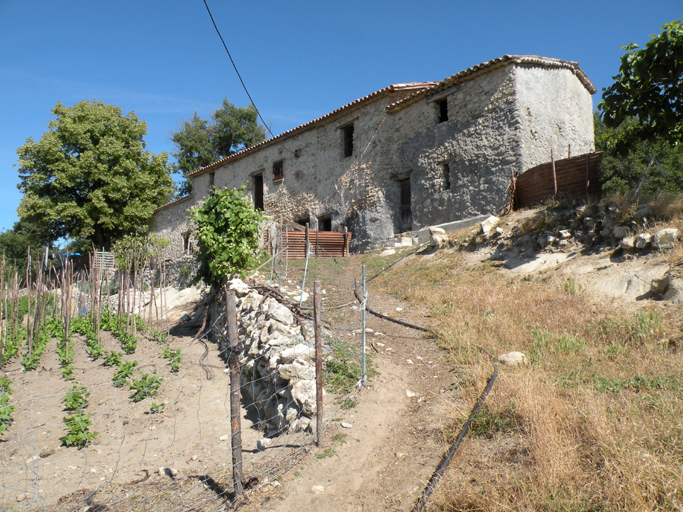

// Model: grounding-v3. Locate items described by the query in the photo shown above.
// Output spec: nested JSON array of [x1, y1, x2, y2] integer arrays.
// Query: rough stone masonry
[[151, 55, 595, 257]]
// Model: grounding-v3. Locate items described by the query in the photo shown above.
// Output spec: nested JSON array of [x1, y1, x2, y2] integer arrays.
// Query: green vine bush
[[191, 186, 265, 286]]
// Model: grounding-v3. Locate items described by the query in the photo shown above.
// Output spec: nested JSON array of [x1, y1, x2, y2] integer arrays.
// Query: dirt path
[[243, 298, 456, 512]]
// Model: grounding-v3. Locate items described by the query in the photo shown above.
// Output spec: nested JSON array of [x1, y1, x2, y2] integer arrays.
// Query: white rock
[[311, 485, 325, 495], [559, 229, 572, 239], [227, 279, 250, 297], [651, 276, 670, 295], [652, 228, 680, 249], [256, 438, 272, 451], [380, 249, 396, 256], [480, 216, 500, 235], [280, 344, 315, 364], [405, 389, 417, 398], [218, 434, 229, 442], [265, 301, 295, 325], [498, 352, 528, 366], [612, 226, 630, 239], [635, 232, 652, 249], [340, 422, 353, 429], [290, 379, 316, 414], [620, 236, 635, 250]]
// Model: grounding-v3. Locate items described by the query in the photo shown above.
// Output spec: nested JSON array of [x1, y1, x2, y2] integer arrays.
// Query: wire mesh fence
[[0, 239, 369, 511]]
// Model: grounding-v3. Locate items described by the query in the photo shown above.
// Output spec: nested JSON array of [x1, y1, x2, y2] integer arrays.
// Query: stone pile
[[226, 279, 317, 437], [467, 204, 681, 258]]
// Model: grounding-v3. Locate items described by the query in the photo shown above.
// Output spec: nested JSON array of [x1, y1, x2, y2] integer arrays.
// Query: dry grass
[[371, 251, 683, 511]]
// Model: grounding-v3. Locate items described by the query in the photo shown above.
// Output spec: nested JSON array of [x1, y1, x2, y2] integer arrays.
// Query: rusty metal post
[[226, 289, 244, 495], [314, 281, 323, 446]]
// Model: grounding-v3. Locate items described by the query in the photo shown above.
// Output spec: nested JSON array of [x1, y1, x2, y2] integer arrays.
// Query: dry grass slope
[[371, 213, 683, 510]]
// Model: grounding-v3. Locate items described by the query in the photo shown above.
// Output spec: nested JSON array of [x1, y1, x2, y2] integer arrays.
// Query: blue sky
[[0, 1, 680, 233]]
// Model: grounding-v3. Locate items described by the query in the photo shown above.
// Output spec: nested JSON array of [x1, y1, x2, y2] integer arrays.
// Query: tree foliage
[[595, 113, 683, 196], [0, 220, 45, 272], [16, 100, 173, 251], [191, 187, 264, 286], [600, 20, 683, 153], [171, 101, 266, 195]]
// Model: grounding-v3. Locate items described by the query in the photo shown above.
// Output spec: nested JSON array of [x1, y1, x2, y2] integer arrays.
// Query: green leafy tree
[[595, 113, 683, 195], [600, 20, 683, 153], [0, 219, 46, 277], [191, 187, 264, 286], [171, 101, 266, 196], [17, 100, 173, 251]]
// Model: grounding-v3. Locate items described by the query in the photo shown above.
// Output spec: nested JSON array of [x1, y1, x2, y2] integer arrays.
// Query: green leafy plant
[[59, 412, 98, 449], [113, 360, 138, 387], [161, 346, 182, 373], [0, 376, 14, 433], [64, 386, 89, 411], [128, 372, 163, 402], [21, 331, 51, 371], [191, 186, 265, 285], [149, 402, 165, 414], [103, 350, 123, 367], [56, 340, 76, 380]]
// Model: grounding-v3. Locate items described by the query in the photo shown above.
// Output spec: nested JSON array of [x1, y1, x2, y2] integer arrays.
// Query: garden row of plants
[[0, 235, 180, 447]]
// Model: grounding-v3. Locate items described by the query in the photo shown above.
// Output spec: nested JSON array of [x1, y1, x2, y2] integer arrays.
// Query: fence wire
[[0, 246, 368, 511]]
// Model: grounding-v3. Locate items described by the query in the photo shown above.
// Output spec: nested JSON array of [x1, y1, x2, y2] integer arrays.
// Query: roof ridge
[[385, 54, 596, 113]]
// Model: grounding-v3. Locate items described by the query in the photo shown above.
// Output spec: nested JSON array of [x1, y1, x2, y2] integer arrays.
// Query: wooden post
[[585, 153, 590, 201], [314, 281, 323, 446], [226, 289, 244, 495], [551, 149, 557, 198], [343, 226, 349, 257]]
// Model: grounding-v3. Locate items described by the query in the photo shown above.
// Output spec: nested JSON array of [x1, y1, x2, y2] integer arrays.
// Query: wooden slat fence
[[514, 151, 603, 209], [268, 230, 352, 260]]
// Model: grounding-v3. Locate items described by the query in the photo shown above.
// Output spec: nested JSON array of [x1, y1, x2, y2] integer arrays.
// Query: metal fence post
[[314, 280, 323, 446], [362, 263, 367, 384], [226, 289, 243, 495]]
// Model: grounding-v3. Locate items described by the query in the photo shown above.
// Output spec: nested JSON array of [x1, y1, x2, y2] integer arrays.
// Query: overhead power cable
[[201, 0, 295, 155]]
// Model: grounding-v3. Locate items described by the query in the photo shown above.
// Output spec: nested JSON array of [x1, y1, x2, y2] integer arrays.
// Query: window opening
[[399, 178, 412, 231], [252, 173, 264, 210], [272, 160, 284, 182], [437, 98, 448, 123], [318, 215, 332, 232], [342, 124, 354, 158], [209, 171, 215, 188], [442, 162, 451, 190], [182, 233, 192, 254]]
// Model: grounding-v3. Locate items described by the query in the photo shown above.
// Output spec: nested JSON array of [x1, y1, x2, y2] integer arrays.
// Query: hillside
[[246, 198, 683, 511]]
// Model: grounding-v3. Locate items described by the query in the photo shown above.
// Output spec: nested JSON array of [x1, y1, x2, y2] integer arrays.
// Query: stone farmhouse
[[150, 55, 596, 255]]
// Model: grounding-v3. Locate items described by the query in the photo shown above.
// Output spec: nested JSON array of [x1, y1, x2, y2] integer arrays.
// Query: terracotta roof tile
[[153, 193, 192, 213], [186, 82, 436, 179]]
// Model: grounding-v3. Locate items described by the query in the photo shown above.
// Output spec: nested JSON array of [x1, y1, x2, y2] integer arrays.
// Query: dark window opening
[[273, 160, 284, 182], [296, 216, 310, 228], [437, 98, 448, 123], [442, 162, 451, 190], [399, 178, 412, 231], [182, 234, 192, 254], [318, 215, 332, 232], [342, 124, 354, 158], [253, 173, 264, 210], [209, 171, 215, 188]]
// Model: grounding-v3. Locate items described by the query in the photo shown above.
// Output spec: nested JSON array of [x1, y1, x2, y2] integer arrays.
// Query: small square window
[[318, 215, 332, 232], [441, 162, 451, 190], [342, 124, 354, 158], [272, 160, 284, 182], [436, 98, 448, 123]]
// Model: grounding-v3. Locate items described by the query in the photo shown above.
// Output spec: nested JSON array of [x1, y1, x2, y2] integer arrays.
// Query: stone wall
[[150, 57, 596, 254]]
